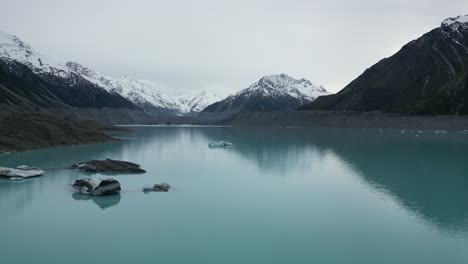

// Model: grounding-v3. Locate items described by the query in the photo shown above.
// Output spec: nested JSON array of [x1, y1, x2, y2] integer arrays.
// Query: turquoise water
[[1, 126, 468, 263]]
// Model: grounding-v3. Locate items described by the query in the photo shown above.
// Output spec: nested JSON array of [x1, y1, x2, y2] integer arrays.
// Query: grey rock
[[70, 159, 145, 173]]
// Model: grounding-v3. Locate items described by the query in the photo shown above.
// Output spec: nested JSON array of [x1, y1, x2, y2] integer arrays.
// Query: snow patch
[[442, 15, 468, 26], [232, 73, 328, 102]]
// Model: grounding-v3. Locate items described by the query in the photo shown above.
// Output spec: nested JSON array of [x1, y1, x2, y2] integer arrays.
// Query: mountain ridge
[[203, 73, 328, 114], [0, 29, 226, 116], [300, 14, 468, 115]]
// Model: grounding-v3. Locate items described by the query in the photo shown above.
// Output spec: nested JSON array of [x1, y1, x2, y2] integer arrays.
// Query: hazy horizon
[[0, 0, 467, 94]]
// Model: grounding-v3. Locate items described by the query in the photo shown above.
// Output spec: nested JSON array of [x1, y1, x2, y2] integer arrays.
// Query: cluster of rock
[[70, 159, 146, 173], [0, 165, 44, 180], [3, 159, 171, 198], [143, 183, 171, 193], [68, 159, 170, 196]]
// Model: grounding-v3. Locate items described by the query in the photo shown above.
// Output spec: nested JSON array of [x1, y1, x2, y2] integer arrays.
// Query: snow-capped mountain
[[0, 29, 224, 116], [0, 30, 138, 110], [0, 29, 64, 74], [65, 61, 227, 116], [203, 73, 328, 113]]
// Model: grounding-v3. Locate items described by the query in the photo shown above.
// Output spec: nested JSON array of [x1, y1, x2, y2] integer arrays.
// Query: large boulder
[[70, 159, 145, 173], [72, 178, 121, 196], [0, 165, 44, 179]]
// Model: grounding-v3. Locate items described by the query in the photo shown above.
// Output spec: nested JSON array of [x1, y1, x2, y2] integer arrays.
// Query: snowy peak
[[258, 73, 307, 85], [441, 15, 468, 32], [202, 74, 328, 113], [0, 30, 63, 73], [0, 30, 34, 59], [66, 61, 93, 76], [244, 73, 328, 101], [442, 15, 468, 26]]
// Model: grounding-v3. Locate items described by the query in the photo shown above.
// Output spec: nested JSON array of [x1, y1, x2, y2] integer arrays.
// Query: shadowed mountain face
[[301, 15, 468, 115], [0, 59, 136, 110]]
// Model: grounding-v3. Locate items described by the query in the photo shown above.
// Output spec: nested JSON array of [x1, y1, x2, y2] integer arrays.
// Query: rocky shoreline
[[221, 110, 468, 130], [0, 111, 129, 153]]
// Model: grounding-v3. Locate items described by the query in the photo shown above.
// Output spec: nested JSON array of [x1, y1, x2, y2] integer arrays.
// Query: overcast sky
[[0, 0, 467, 93]]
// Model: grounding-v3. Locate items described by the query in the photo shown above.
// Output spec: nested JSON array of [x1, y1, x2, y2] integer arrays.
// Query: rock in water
[[72, 178, 121, 196], [208, 141, 233, 149], [143, 183, 171, 192], [0, 165, 45, 179], [70, 159, 146, 173]]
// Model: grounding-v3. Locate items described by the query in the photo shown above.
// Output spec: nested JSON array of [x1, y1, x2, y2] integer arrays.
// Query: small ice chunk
[[208, 141, 233, 148]]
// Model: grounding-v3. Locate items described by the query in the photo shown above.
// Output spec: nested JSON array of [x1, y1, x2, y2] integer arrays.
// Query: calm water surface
[[1, 126, 468, 263]]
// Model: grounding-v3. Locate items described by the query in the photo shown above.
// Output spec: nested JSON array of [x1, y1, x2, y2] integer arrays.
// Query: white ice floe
[[0, 165, 44, 179]]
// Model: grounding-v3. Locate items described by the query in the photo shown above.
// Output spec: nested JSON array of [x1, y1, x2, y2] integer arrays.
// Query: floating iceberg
[[208, 141, 233, 149], [72, 178, 121, 196], [143, 183, 171, 193], [0, 165, 45, 179]]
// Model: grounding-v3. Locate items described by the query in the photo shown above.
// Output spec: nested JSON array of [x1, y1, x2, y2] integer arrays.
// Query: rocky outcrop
[[143, 183, 171, 192], [70, 159, 146, 173], [72, 178, 121, 196], [0, 165, 44, 179], [0, 112, 122, 153]]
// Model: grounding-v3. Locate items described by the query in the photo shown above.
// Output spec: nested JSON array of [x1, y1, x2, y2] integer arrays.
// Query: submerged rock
[[72, 178, 121, 196], [208, 141, 232, 149], [0, 165, 45, 179], [143, 183, 171, 193], [70, 159, 146, 173]]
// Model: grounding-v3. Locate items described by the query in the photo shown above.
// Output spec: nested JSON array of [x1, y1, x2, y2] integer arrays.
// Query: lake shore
[[220, 110, 468, 130], [4, 110, 468, 153], [0, 111, 129, 153]]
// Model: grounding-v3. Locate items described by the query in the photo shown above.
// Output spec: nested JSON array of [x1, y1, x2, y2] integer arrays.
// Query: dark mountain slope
[[301, 15, 468, 115], [0, 58, 137, 110]]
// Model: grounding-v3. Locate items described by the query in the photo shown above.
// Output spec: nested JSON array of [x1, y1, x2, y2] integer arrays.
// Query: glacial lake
[[1, 126, 468, 263]]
